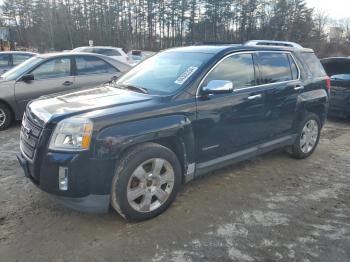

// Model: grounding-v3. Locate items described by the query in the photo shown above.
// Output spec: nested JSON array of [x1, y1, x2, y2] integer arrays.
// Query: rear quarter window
[[300, 52, 326, 78]]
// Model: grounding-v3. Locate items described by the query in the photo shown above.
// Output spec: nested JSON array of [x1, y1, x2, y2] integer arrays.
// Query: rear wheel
[[287, 113, 321, 159], [0, 102, 12, 131], [110, 143, 182, 221]]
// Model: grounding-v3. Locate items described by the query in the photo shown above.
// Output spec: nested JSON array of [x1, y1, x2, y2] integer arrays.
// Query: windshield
[[1, 57, 43, 81], [116, 51, 213, 95]]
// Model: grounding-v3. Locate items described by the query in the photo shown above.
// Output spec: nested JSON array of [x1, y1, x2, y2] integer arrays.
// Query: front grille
[[20, 114, 44, 160]]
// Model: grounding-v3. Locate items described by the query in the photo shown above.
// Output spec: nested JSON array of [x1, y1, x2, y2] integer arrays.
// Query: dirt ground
[[0, 118, 349, 262]]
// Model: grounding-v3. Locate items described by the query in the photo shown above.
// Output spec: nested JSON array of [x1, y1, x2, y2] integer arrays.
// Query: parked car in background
[[127, 50, 156, 65], [0, 52, 131, 130], [127, 50, 144, 65], [72, 46, 130, 64], [17, 41, 329, 220], [321, 57, 350, 118], [0, 51, 37, 73]]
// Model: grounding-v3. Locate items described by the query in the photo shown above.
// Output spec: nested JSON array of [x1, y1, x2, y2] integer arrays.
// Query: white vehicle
[[72, 46, 130, 64]]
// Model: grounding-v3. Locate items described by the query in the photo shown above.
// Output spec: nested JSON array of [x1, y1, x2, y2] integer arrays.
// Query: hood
[[28, 85, 152, 124]]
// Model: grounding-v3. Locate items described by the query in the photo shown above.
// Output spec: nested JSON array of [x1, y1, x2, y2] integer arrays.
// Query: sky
[[306, 0, 350, 19]]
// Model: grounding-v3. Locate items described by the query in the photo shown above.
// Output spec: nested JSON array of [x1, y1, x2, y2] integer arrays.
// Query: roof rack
[[194, 41, 239, 46], [244, 40, 303, 48]]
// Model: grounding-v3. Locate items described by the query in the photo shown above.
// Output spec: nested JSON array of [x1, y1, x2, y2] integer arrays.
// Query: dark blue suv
[[17, 41, 330, 220]]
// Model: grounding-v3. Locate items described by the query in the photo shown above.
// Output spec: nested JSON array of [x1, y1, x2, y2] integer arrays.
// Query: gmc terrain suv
[[17, 41, 330, 221]]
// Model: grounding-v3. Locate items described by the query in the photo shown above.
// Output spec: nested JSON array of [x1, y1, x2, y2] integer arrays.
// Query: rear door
[[74, 55, 122, 89], [14, 56, 75, 113], [255, 52, 300, 138]]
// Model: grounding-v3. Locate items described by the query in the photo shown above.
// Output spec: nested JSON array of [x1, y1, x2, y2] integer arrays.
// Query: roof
[[73, 46, 123, 50], [36, 52, 110, 59], [0, 51, 37, 55]]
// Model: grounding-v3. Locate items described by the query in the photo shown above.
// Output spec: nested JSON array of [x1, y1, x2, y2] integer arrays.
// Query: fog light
[[59, 166, 69, 191]]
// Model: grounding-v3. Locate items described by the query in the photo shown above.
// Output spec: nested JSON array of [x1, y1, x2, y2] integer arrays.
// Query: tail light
[[326, 77, 331, 92]]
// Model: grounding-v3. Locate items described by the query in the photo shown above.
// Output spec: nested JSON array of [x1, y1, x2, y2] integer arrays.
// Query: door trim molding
[[195, 134, 295, 175]]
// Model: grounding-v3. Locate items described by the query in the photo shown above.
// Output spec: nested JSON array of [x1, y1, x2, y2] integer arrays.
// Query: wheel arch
[[94, 115, 196, 183], [0, 99, 15, 122], [296, 89, 329, 128]]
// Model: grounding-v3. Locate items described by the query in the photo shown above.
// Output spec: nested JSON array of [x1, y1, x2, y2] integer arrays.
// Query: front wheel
[[287, 113, 321, 159], [110, 143, 182, 221], [0, 102, 12, 131]]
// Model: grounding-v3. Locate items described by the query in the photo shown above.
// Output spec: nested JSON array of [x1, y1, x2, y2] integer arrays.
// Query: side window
[[202, 53, 255, 89], [13, 54, 33, 66], [76, 56, 118, 75], [0, 54, 9, 68], [257, 53, 292, 84], [288, 54, 299, 80], [300, 52, 326, 78], [31, 57, 71, 80], [94, 48, 121, 57]]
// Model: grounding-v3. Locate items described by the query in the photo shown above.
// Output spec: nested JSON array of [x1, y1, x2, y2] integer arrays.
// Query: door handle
[[294, 85, 304, 91], [247, 94, 262, 100], [62, 81, 73, 86]]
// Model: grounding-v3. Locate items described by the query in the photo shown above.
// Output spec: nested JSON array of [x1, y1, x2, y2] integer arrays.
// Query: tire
[[0, 102, 12, 131], [110, 142, 182, 221], [286, 113, 321, 159]]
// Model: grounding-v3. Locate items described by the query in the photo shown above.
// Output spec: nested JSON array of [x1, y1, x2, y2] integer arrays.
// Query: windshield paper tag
[[175, 66, 198, 85]]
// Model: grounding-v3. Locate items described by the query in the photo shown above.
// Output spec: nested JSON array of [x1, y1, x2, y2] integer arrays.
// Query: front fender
[[93, 115, 195, 164]]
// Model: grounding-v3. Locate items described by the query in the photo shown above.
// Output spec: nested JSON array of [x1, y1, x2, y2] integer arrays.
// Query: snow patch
[[242, 211, 289, 226]]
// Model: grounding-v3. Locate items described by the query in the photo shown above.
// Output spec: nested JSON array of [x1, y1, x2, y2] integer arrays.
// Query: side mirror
[[20, 74, 34, 83], [202, 80, 233, 95]]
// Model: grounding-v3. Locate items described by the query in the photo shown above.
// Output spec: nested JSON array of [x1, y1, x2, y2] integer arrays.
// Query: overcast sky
[[0, 0, 348, 19], [306, 0, 349, 19]]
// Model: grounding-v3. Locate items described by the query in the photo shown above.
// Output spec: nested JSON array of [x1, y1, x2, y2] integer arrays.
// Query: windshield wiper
[[112, 83, 149, 94]]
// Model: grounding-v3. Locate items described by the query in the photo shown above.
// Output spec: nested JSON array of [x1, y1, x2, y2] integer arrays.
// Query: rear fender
[[295, 89, 329, 127]]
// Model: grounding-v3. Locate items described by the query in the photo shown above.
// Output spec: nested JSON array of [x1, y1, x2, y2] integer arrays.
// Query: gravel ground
[[0, 118, 349, 262]]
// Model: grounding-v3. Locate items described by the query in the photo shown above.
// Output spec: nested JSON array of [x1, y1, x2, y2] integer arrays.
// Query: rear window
[[257, 52, 292, 84], [300, 52, 326, 77], [94, 48, 121, 57], [321, 60, 350, 77], [13, 54, 34, 66], [0, 54, 9, 68]]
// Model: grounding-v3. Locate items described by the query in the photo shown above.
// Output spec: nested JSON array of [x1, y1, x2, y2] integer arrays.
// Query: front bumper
[[16, 151, 114, 212]]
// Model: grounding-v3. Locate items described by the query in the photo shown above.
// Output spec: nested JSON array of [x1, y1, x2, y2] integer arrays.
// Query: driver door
[[195, 53, 270, 163], [14, 56, 75, 114]]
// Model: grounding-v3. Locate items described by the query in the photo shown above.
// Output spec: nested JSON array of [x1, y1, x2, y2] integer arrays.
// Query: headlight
[[49, 117, 93, 151]]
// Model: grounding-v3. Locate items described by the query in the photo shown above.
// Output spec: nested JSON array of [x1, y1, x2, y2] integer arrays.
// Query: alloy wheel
[[126, 158, 175, 213], [300, 119, 319, 154], [0, 108, 6, 127]]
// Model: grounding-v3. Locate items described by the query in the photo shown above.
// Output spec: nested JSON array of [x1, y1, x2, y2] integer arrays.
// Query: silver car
[[0, 52, 131, 130]]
